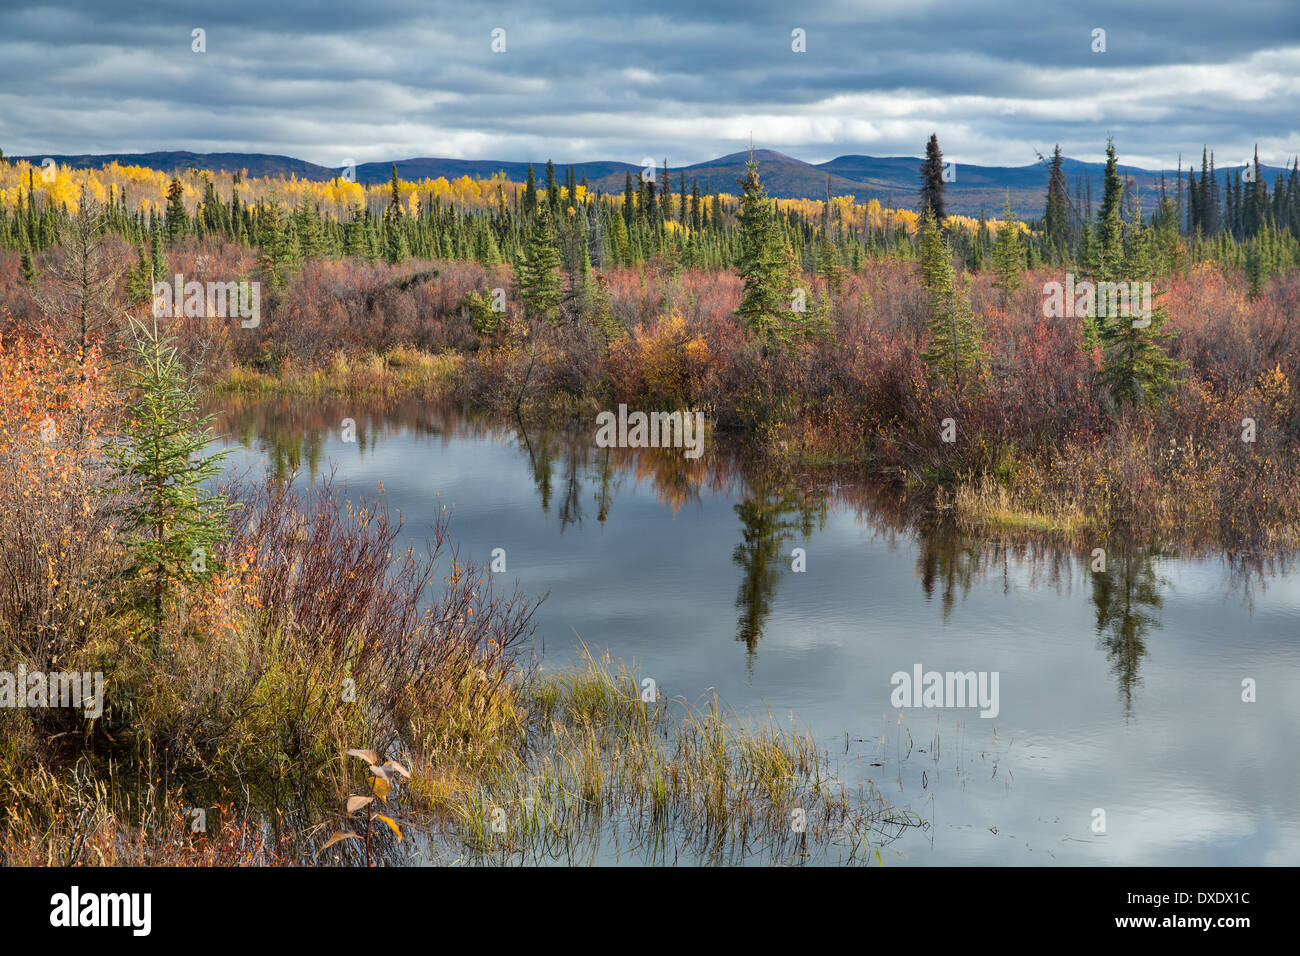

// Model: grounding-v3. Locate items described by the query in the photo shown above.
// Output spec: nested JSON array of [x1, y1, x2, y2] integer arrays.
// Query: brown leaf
[[317, 831, 360, 854], [346, 796, 374, 814], [381, 759, 411, 779], [368, 764, 391, 781], [346, 748, 379, 764]]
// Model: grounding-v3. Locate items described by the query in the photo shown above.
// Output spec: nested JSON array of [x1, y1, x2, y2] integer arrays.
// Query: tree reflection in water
[[1089, 543, 1164, 717], [731, 474, 826, 669], [207, 398, 1300, 715]]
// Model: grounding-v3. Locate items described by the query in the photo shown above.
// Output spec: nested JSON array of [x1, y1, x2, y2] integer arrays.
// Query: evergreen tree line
[[4, 139, 1298, 298], [915, 138, 1189, 408]]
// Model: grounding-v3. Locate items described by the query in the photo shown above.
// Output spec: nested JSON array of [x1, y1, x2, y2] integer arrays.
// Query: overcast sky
[[1, 0, 1296, 170]]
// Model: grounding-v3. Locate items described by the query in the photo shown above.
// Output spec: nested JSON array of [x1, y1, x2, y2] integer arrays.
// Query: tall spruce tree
[[1044, 145, 1070, 257], [1094, 140, 1125, 275], [919, 133, 948, 224], [545, 160, 559, 219], [660, 159, 672, 221], [1082, 139, 1128, 353], [523, 165, 538, 220], [735, 152, 797, 350]]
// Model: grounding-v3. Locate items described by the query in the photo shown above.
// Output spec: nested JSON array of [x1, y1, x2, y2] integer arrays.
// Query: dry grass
[[949, 476, 1086, 537], [413, 648, 925, 866], [211, 348, 462, 399]]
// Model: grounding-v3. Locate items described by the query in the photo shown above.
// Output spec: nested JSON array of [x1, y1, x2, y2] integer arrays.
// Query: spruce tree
[[295, 202, 329, 260], [383, 218, 408, 266], [110, 317, 236, 651], [1188, 164, 1202, 235], [343, 204, 368, 258], [1247, 146, 1266, 238], [473, 216, 502, 265], [1288, 160, 1300, 237], [19, 243, 36, 283], [610, 210, 630, 267], [660, 159, 672, 221], [165, 178, 188, 244], [382, 166, 408, 265], [1207, 152, 1221, 235], [545, 160, 559, 219], [1094, 140, 1125, 275], [517, 209, 563, 322], [386, 165, 404, 220], [200, 175, 225, 235], [919, 133, 948, 224], [1083, 138, 1126, 352], [126, 244, 154, 305], [815, 234, 842, 298], [1097, 210, 1183, 407], [1044, 145, 1070, 257], [919, 209, 981, 390], [256, 200, 300, 292], [990, 193, 1024, 309], [523, 165, 538, 220], [584, 272, 622, 346], [736, 152, 796, 349]]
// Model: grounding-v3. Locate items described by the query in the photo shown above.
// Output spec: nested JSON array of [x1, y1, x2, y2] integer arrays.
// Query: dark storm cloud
[[0, 0, 1295, 169]]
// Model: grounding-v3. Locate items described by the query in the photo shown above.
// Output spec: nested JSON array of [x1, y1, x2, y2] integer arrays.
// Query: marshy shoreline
[[209, 357, 1300, 553]]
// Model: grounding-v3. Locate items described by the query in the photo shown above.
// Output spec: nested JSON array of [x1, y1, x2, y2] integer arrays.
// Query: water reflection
[[1090, 544, 1164, 717], [732, 476, 826, 663], [208, 395, 1296, 717], [916, 516, 983, 620]]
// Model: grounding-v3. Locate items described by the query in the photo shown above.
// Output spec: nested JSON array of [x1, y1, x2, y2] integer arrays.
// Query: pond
[[210, 397, 1300, 865]]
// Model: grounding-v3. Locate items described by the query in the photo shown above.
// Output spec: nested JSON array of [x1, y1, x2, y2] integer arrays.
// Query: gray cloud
[[0, 0, 1296, 170]]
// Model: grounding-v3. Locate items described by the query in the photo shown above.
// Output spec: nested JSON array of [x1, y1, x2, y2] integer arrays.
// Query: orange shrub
[[0, 327, 119, 666], [606, 308, 712, 409]]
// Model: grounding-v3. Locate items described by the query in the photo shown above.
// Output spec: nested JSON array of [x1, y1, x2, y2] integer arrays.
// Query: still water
[[212, 398, 1300, 865]]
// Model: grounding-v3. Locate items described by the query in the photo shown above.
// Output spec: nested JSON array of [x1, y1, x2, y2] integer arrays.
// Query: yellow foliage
[[0, 156, 1028, 234], [611, 309, 711, 408], [1256, 364, 1292, 419]]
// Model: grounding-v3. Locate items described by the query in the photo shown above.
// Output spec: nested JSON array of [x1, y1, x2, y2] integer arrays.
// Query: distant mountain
[[11, 150, 337, 181], [11, 148, 1290, 218], [359, 157, 640, 186], [587, 149, 868, 202]]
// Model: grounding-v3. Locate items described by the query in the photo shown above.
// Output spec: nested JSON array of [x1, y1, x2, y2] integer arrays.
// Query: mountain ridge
[[8, 148, 1291, 218]]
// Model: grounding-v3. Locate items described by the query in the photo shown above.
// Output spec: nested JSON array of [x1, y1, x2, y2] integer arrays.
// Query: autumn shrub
[[0, 326, 546, 856], [607, 308, 713, 409], [201, 474, 540, 787], [0, 328, 120, 676]]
